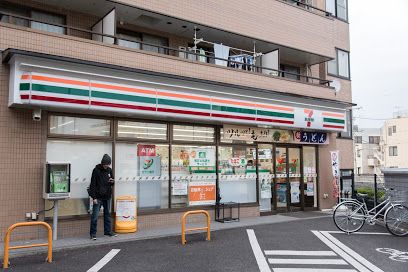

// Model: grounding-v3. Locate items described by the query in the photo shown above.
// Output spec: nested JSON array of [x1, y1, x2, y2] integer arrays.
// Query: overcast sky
[[349, 0, 408, 128]]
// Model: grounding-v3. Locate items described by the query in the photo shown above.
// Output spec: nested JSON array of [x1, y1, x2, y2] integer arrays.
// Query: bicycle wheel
[[384, 204, 408, 237], [333, 201, 366, 233]]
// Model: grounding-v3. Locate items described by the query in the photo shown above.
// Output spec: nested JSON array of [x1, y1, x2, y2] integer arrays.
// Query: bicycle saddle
[[357, 193, 368, 198]]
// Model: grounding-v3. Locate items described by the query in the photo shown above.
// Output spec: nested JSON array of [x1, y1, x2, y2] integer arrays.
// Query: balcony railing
[[0, 11, 332, 87], [279, 0, 332, 17]]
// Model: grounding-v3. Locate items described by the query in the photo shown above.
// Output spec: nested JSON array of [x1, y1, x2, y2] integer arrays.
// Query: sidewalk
[[0, 211, 331, 258]]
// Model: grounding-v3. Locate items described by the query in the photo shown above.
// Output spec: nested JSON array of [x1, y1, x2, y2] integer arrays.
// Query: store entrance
[[258, 144, 306, 214]]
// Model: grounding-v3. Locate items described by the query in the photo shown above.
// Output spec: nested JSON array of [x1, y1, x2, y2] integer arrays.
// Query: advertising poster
[[172, 180, 188, 195], [260, 178, 272, 199], [188, 181, 216, 206], [276, 184, 287, 204], [116, 199, 136, 221], [290, 181, 300, 203], [306, 178, 314, 196], [189, 148, 216, 173]]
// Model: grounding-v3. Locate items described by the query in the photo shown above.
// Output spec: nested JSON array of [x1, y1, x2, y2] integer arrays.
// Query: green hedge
[[356, 187, 385, 200]]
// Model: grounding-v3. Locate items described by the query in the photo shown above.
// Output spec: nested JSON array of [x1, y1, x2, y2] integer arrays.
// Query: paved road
[[3, 217, 407, 272]]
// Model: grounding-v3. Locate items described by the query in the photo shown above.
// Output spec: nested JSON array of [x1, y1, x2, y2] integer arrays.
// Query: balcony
[[0, 1, 341, 101]]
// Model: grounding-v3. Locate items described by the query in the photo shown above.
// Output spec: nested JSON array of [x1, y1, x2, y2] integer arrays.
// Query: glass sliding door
[[258, 144, 274, 212], [275, 147, 288, 210], [303, 146, 318, 208], [288, 147, 302, 211]]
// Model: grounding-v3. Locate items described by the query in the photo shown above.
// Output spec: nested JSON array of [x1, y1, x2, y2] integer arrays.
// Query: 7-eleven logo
[[304, 109, 314, 127]]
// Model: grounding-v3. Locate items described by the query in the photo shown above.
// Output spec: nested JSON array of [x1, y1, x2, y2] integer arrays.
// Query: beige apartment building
[[380, 117, 408, 169], [0, 0, 353, 240]]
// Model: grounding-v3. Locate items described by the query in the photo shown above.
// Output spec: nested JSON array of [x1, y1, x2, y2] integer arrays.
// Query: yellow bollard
[[181, 210, 211, 245], [3, 221, 52, 269]]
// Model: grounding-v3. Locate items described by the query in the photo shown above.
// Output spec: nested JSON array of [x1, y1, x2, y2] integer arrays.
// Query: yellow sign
[[115, 196, 137, 233]]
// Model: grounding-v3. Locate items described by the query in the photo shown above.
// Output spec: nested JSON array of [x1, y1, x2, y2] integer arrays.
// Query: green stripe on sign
[[323, 117, 345, 124], [92, 90, 156, 104], [158, 98, 211, 110], [212, 105, 256, 115], [32, 84, 89, 97], [20, 83, 30, 91], [257, 110, 294, 119]]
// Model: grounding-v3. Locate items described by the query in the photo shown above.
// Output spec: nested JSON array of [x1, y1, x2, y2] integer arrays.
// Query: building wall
[[0, 64, 47, 241], [382, 118, 408, 168], [114, 0, 347, 57]]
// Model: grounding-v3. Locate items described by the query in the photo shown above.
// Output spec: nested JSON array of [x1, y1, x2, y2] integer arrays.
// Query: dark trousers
[[90, 199, 112, 236]]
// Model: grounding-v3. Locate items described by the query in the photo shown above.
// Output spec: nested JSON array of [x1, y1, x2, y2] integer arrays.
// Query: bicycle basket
[[389, 190, 408, 203]]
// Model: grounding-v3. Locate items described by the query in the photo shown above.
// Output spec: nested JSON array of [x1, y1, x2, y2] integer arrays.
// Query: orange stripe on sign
[[31, 75, 89, 87], [255, 103, 294, 112], [157, 91, 211, 102], [91, 82, 156, 96], [21, 74, 31, 80], [323, 112, 345, 118]]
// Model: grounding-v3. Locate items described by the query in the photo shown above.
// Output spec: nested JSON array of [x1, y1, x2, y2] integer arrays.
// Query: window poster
[[188, 148, 216, 173], [306, 177, 314, 196], [276, 184, 287, 204], [260, 178, 272, 199], [137, 145, 161, 176], [172, 180, 188, 195], [290, 181, 300, 203], [188, 181, 216, 206]]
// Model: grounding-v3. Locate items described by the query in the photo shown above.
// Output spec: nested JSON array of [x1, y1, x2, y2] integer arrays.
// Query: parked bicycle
[[333, 188, 408, 236]]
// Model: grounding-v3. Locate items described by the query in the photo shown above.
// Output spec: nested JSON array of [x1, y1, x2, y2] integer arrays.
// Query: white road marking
[[311, 231, 372, 272], [268, 258, 347, 265], [328, 231, 391, 236], [87, 249, 121, 272], [320, 231, 385, 272], [264, 250, 336, 256], [246, 229, 272, 272], [273, 269, 357, 272]]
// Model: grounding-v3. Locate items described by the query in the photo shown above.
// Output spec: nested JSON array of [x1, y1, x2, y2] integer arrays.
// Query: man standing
[[88, 154, 117, 240]]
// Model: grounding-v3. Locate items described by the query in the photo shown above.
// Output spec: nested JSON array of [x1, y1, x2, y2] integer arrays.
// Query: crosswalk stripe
[[268, 258, 347, 265], [273, 269, 357, 272], [264, 250, 336, 256]]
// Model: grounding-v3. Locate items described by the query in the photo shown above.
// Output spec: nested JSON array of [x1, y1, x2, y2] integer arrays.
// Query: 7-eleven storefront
[[6, 53, 350, 234]]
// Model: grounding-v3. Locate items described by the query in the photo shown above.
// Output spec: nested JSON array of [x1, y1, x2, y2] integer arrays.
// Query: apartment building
[[0, 0, 353, 239], [380, 117, 408, 169], [354, 127, 381, 178]]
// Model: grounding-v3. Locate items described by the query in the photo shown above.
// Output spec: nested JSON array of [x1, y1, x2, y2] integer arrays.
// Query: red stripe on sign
[[157, 108, 210, 116], [257, 117, 294, 124], [323, 124, 345, 129], [212, 113, 256, 121], [31, 95, 89, 105], [92, 101, 156, 112], [20, 94, 29, 99]]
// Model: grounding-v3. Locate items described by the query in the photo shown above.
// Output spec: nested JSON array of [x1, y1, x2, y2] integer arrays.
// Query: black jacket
[[88, 164, 114, 200]]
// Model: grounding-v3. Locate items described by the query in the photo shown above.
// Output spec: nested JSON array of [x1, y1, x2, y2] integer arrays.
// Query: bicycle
[[333, 188, 408, 236]]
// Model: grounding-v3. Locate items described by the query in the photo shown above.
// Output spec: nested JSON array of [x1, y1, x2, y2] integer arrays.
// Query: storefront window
[[171, 145, 216, 208], [115, 143, 169, 211], [117, 121, 167, 140], [45, 140, 112, 217], [289, 148, 301, 209], [172, 125, 215, 142], [303, 146, 317, 208], [49, 116, 111, 137], [218, 146, 257, 203]]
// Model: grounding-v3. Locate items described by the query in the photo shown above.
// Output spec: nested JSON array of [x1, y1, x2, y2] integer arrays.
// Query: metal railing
[[0, 11, 332, 86], [181, 210, 211, 245], [280, 0, 332, 17], [3, 221, 53, 269]]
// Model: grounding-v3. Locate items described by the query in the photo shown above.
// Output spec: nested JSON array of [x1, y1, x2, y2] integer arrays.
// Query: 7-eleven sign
[[304, 109, 315, 127]]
